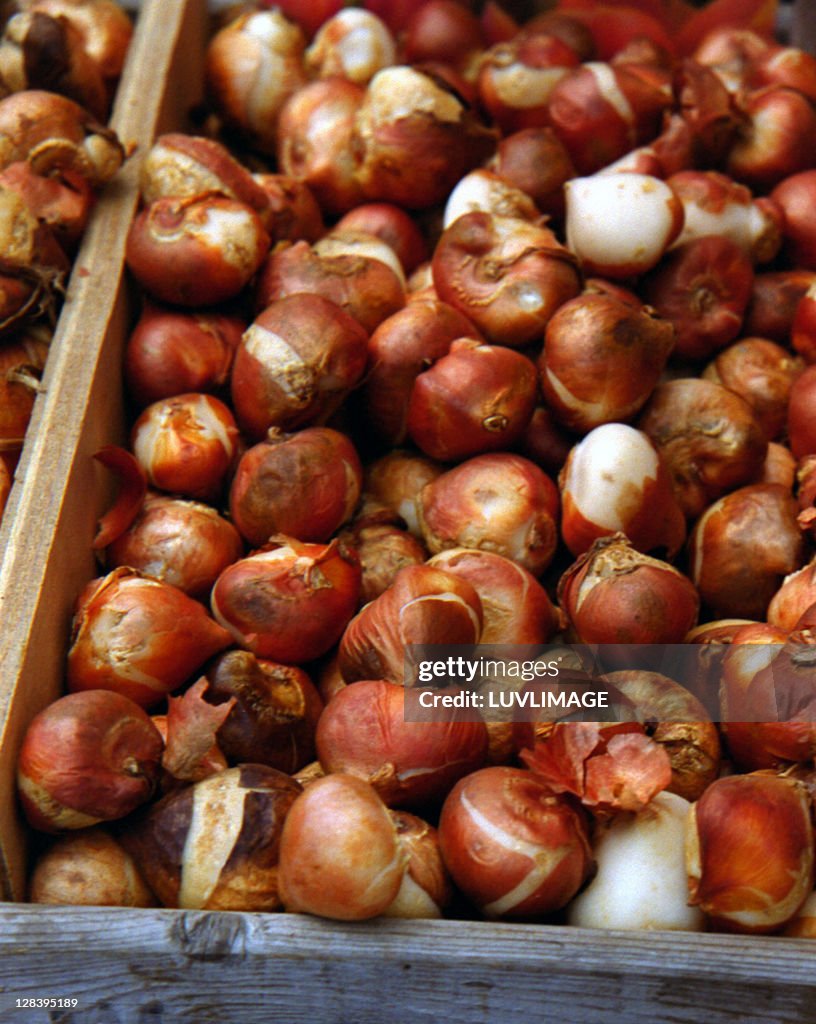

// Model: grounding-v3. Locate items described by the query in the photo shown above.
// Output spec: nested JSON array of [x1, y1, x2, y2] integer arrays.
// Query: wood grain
[[0, 0, 209, 901], [0, 907, 815, 1024]]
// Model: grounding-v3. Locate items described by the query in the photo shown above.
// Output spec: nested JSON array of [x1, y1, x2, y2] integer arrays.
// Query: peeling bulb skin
[[352, 65, 497, 210], [686, 774, 815, 934], [437, 766, 593, 920]]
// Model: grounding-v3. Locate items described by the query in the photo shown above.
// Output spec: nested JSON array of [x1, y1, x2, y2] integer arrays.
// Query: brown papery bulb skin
[[726, 86, 816, 194], [702, 337, 803, 442], [352, 65, 497, 210], [756, 443, 796, 491], [205, 9, 308, 156], [125, 196, 270, 308], [334, 203, 427, 276], [362, 300, 481, 448], [29, 828, 155, 907], [438, 766, 593, 920], [638, 378, 768, 520], [251, 173, 324, 245], [123, 304, 244, 409], [204, 650, 323, 774], [475, 32, 581, 136], [0, 160, 93, 251], [363, 450, 444, 537], [689, 483, 805, 622], [418, 453, 560, 577], [338, 564, 482, 684], [315, 679, 488, 807], [24, 0, 134, 86], [687, 774, 815, 934], [787, 364, 816, 459], [545, 62, 671, 175], [66, 568, 233, 709], [0, 89, 125, 188], [254, 235, 405, 336], [306, 8, 396, 86], [276, 77, 366, 216], [540, 293, 675, 434], [138, 133, 271, 222], [792, 282, 816, 364], [231, 294, 368, 440], [771, 170, 816, 270], [744, 270, 816, 343], [211, 537, 361, 664], [432, 212, 581, 348], [603, 670, 721, 803], [105, 492, 243, 599], [278, 773, 406, 920], [122, 764, 301, 911], [767, 560, 816, 632], [487, 126, 576, 222], [403, 0, 484, 72], [342, 520, 427, 605], [558, 534, 700, 645], [519, 405, 575, 477], [385, 810, 452, 918], [17, 690, 163, 833], [427, 548, 560, 644], [0, 331, 49, 455], [229, 427, 362, 547], [640, 235, 754, 362], [130, 393, 240, 503], [407, 339, 538, 462]]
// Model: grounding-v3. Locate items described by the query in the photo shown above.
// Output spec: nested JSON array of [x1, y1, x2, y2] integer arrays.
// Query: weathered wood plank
[[0, 907, 814, 1024], [0, 0, 209, 902]]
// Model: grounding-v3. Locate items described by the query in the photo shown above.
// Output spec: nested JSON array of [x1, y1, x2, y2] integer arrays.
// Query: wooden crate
[[0, 2, 815, 1021]]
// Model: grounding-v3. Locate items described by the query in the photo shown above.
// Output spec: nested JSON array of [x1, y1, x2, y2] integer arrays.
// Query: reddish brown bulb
[[123, 304, 244, 409], [105, 492, 243, 600], [211, 536, 361, 664], [407, 339, 538, 462], [316, 679, 488, 807], [418, 453, 560, 577], [125, 196, 270, 308], [66, 568, 233, 708], [17, 690, 163, 832], [231, 294, 368, 440], [229, 426, 362, 547], [130, 393, 240, 503], [638, 378, 767, 520], [540, 292, 674, 434], [558, 534, 700, 645], [438, 766, 593, 920], [338, 564, 482, 684]]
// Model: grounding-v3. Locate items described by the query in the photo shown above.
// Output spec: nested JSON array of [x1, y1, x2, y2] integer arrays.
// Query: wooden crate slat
[[0, 908, 815, 1024]]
